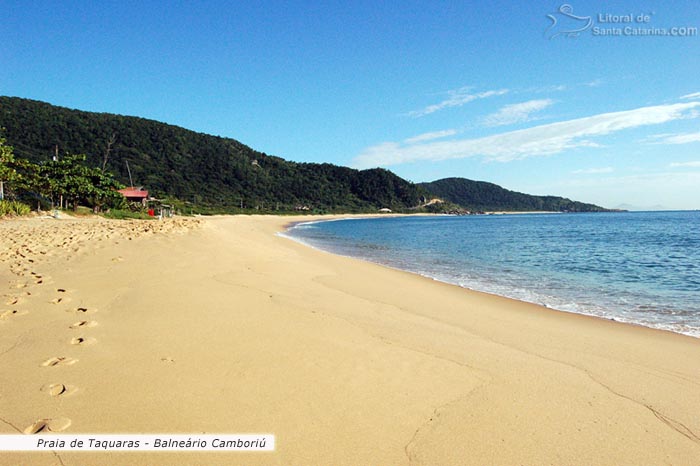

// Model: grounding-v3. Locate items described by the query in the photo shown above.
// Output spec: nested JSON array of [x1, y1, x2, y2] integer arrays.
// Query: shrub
[[0, 200, 31, 216]]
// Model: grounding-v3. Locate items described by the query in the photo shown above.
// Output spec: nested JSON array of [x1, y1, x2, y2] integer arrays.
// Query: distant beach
[[1, 214, 699, 465]]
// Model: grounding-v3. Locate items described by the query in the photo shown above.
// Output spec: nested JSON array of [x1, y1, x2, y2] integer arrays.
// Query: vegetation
[[0, 135, 125, 213], [0, 97, 426, 213], [29, 153, 126, 211], [418, 178, 611, 212], [0, 138, 19, 201], [0, 96, 611, 214], [0, 199, 31, 216]]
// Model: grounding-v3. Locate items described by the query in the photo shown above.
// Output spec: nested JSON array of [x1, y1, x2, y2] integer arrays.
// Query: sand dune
[[1, 214, 699, 465]]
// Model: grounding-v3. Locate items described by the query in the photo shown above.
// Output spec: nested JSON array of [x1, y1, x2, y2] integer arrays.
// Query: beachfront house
[[118, 186, 149, 206]]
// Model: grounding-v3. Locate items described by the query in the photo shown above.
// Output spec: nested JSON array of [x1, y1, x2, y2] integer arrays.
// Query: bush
[[0, 200, 31, 216], [74, 206, 95, 216]]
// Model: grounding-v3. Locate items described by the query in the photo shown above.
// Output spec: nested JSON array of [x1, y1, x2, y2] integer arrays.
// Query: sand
[[1, 214, 699, 465]]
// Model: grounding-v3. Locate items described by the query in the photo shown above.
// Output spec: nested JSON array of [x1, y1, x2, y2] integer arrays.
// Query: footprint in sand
[[41, 357, 78, 367], [67, 307, 94, 314], [40, 383, 77, 398], [0, 309, 28, 320], [70, 337, 96, 346], [23, 418, 71, 434], [69, 320, 98, 329]]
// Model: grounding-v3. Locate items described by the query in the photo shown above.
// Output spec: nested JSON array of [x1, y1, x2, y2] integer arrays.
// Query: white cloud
[[572, 167, 614, 174], [654, 131, 700, 145], [681, 92, 700, 100], [482, 99, 554, 127], [353, 101, 700, 168], [404, 129, 457, 144], [669, 161, 700, 168], [408, 87, 508, 117], [529, 84, 567, 93], [526, 79, 602, 94]]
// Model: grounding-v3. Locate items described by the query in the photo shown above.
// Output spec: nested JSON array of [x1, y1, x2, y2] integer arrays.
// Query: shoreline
[[283, 214, 700, 340], [1, 214, 699, 465]]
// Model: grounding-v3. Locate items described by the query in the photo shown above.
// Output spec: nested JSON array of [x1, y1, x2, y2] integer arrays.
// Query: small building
[[118, 186, 149, 206], [146, 202, 173, 219], [379, 208, 393, 213]]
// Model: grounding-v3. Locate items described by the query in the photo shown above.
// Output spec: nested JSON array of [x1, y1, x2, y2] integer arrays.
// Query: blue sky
[[3, 0, 699, 209]]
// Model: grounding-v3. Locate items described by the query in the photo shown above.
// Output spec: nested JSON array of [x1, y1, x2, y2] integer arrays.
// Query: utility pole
[[126, 160, 134, 187]]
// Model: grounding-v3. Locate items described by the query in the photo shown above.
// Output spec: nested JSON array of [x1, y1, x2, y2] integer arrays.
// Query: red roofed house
[[118, 186, 149, 205]]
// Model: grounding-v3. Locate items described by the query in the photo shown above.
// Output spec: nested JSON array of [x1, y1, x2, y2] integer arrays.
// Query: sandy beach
[[1, 214, 699, 465]]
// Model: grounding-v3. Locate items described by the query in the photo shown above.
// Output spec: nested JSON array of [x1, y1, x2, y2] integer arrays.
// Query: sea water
[[283, 211, 700, 338]]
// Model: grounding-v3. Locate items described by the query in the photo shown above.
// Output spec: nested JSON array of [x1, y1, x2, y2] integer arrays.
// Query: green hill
[[1, 96, 611, 214], [0, 96, 425, 212], [418, 178, 611, 212]]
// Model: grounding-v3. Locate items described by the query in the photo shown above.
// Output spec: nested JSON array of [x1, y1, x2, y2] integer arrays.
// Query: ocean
[[283, 211, 700, 338]]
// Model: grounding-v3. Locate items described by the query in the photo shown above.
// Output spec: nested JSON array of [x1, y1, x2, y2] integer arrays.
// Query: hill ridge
[[0, 96, 611, 213], [418, 177, 611, 212], [0, 96, 424, 212]]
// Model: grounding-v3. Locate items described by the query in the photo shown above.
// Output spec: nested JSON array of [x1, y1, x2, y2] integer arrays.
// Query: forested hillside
[[418, 178, 611, 212], [0, 96, 611, 214], [0, 97, 425, 212]]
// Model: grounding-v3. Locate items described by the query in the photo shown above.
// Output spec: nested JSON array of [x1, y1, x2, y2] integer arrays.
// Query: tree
[[1, 135, 126, 211], [101, 132, 116, 172], [35, 153, 125, 211], [86, 166, 126, 212], [0, 138, 19, 200]]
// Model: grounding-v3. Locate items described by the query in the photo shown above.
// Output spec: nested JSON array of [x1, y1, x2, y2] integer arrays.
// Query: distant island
[[0, 96, 614, 214]]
